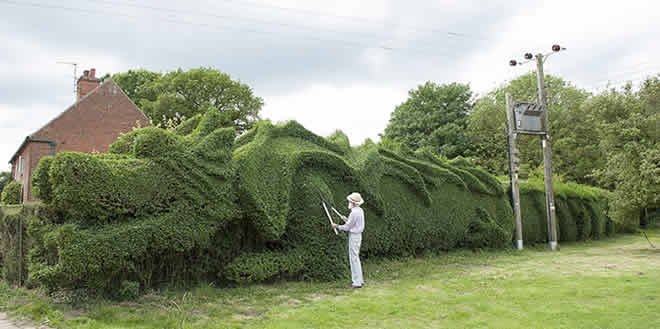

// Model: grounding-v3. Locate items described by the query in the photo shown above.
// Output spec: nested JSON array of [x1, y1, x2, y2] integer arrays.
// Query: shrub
[[32, 156, 54, 203], [29, 109, 239, 295], [517, 178, 613, 244], [227, 119, 514, 282], [0, 208, 30, 284], [119, 280, 140, 301], [25, 108, 611, 294], [1, 181, 21, 205]]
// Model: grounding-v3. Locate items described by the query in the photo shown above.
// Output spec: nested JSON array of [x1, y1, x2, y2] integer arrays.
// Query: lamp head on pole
[[552, 44, 566, 52]]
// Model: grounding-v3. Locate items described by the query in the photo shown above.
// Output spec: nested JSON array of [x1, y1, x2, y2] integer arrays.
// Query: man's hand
[[332, 223, 338, 228]]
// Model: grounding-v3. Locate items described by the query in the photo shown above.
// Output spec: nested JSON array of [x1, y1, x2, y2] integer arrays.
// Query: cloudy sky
[[1, 0, 659, 171]]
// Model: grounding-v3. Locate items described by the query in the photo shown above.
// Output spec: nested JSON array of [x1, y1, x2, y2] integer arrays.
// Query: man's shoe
[[352, 285, 362, 289]]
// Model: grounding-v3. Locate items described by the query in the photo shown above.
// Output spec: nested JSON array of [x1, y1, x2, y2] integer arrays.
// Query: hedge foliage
[[516, 178, 615, 244], [25, 108, 614, 295], [29, 110, 239, 295], [1, 181, 21, 205], [0, 206, 30, 285], [226, 119, 514, 282]]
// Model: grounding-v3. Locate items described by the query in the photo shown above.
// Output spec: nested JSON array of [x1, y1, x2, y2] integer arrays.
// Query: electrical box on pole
[[513, 102, 545, 133], [507, 45, 564, 251]]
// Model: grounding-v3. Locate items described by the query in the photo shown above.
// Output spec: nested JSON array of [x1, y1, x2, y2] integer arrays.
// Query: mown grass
[[1, 228, 659, 329]]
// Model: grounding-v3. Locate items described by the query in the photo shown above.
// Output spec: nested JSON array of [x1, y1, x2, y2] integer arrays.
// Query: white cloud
[[1, 0, 660, 170]]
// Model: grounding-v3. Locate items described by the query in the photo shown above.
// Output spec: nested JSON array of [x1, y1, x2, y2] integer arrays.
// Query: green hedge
[[24, 109, 613, 294], [517, 179, 614, 244], [29, 110, 239, 295], [1, 181, 21, 205], [225, 120, 514, 282], [0, 206, 30, 285]]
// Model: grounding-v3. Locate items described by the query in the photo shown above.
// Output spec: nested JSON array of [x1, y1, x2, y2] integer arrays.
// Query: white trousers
[[348, 233, 363, 286]]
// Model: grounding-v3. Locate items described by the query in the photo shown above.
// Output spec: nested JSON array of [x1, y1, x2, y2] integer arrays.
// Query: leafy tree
[[111, 69, 162, 102], [382, 82, 473, 158], [465, 97, 508, 174], [114, 67, 263, 134], [467, 73, 592, 179], [590, 77, 660, 228], [0, 171, 11, 194]]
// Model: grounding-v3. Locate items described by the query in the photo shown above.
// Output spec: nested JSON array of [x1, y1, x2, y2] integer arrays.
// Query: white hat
[[346, 192, 364, 205]]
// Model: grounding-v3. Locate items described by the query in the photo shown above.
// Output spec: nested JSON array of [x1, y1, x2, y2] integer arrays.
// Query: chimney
[[77, 67, 101, 100]]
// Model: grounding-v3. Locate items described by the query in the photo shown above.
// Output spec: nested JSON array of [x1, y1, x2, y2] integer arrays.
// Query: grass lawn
[[1, 228, 659, 329]]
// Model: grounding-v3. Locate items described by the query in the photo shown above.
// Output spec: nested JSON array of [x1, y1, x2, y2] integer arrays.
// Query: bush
[[25, 108, 613, 294], [517, 178, 613, 244], [460, 207, 511, 250], [227, 119, 514, 282], [29, 109, 239, 295], [0, 207, 30, 285], [1, 181, 21, 205], [32, 156, 54, 203], [119, 280, 140, 301]]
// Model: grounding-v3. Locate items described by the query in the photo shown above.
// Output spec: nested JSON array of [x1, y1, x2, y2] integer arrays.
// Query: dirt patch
[[305, 294, 329, 301], [63, 309, 88, 321], [232, 306, 263, 321], [416, 285, 436, 292]]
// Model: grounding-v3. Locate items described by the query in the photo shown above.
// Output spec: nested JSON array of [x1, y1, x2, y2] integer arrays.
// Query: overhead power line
[[0, 0, 474, 57], [193, 0, 487, 40]]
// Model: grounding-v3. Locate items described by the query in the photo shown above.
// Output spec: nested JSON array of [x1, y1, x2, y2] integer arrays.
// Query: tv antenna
[[56, 61, 78, 99]]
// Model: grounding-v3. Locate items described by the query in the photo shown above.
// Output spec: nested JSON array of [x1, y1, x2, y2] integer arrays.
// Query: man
[[332, 192, 365, 289]]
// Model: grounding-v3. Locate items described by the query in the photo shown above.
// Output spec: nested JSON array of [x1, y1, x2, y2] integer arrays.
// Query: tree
[[113, 67, 263, 134], [0, 171, 11, 194], [590, 77, 660, 228], [382, 82, 473, 158], [465, 97, 508, 174], [111, 69, 162, 102], [466, 73, 592, 179]]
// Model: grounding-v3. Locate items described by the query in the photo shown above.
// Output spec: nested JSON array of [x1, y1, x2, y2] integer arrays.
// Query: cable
[[0, 0, 373, 49], [582, 63, 660, 86], [91, 0, 390, 43], [197, 0, 488, 40], [0, 0, 470, 58]]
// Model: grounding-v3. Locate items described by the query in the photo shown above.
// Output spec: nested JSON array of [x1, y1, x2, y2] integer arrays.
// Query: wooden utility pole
[[505, 93, 523, 250], [535, 53, 558, 251]]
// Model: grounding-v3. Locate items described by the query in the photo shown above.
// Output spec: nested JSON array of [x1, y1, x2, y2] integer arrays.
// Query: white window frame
[[18, 156, 24, 179]]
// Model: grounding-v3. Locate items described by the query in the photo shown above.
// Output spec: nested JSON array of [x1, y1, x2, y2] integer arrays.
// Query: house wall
[[11, 80, 150, 201]]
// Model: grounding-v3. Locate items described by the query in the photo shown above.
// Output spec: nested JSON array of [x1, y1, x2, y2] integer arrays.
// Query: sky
[[1, 0, 660, 171]]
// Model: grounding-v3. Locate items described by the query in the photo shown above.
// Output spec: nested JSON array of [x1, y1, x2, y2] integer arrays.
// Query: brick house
[[9, 68, 151, 202]]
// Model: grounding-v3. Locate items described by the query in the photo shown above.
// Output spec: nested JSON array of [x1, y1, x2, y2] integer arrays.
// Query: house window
[[18, 156, 24, 179]]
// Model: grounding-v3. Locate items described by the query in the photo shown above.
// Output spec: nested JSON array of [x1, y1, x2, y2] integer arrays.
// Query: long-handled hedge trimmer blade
[[320, 192, 338, 235], [319, 191, 347, 223]]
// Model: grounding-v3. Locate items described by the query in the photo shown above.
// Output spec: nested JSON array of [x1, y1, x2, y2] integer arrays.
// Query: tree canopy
[[589, 77, 660, 228], [382, 82, 473, 158], [0, 171, 11, 195], [466, 72, 592, 182], [112, 67, 263, 134]]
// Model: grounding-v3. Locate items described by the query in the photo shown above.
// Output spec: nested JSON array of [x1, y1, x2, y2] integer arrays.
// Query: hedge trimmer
[[319, 192, 347, 235]]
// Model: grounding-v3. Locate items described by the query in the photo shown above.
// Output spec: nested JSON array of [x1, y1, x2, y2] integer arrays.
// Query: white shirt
[[338, 207, 365, 234]]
